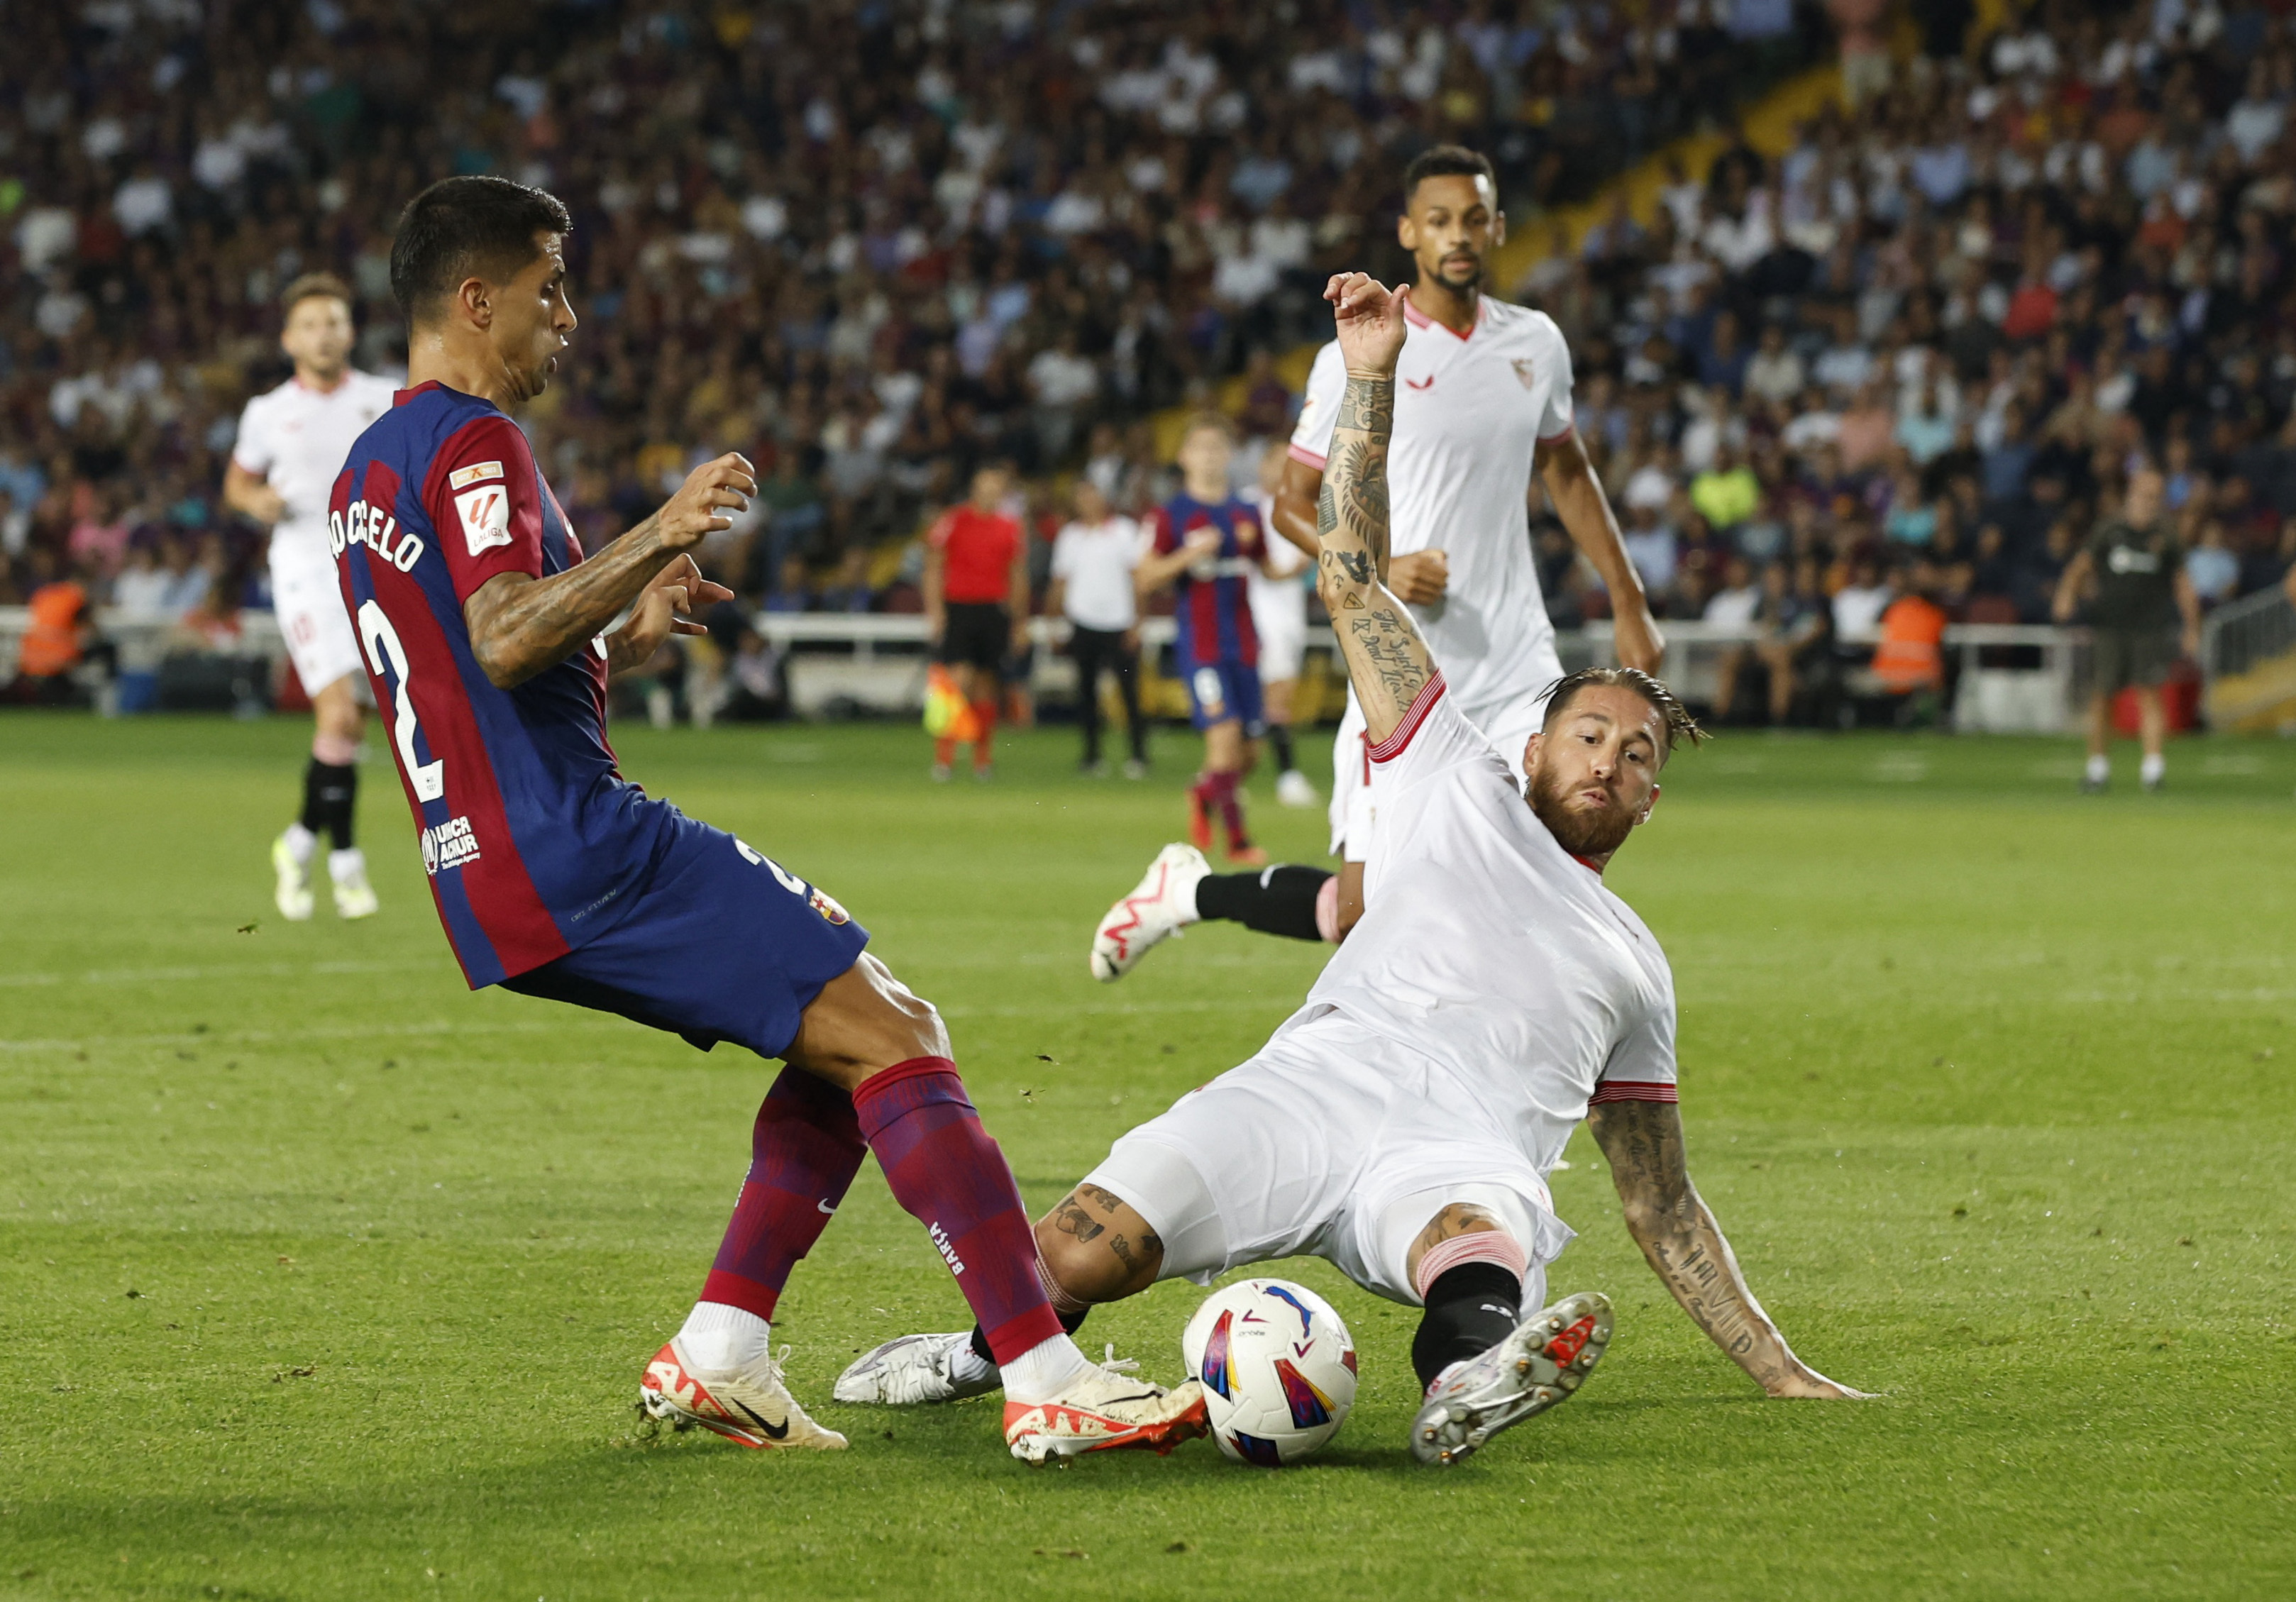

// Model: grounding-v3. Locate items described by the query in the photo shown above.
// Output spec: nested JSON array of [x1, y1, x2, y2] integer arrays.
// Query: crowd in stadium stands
[[10, 0, 2296, 718], [1528, 0, 2296, 687], [0, 0, 1814, 675]]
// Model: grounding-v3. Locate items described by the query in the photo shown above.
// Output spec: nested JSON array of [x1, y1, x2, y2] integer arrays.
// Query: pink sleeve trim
[[1286, 443, 1328, 470], [1589, 1080, 1679, 1105], [1367, 673, 1447, 763]]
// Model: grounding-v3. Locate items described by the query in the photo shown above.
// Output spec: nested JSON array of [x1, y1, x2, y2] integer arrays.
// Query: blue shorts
[[500, 817, 870, 1061], [1184, 659, 1265, 736]]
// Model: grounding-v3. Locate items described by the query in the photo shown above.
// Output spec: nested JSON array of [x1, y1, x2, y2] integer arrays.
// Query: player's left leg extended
[[779, 957, 1205, 1460], [1395, 1195, 1611, 1468]]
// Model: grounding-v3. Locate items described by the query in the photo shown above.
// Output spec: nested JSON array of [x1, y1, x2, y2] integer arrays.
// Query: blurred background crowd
[[7, 0, 2296, 722]]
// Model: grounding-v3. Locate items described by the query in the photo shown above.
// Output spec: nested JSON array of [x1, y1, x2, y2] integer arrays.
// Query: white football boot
[[1005, 1366, 1208, 1464], [834, 1331, 1002, 1405], [1410, 1291, 1613, 1467], [271, 830, 316, 922], [1275, 768, 1322, 809], [639, 1336, 847, 1450], [329, 849, 379, 919], [1089, 842, 1208, 982]]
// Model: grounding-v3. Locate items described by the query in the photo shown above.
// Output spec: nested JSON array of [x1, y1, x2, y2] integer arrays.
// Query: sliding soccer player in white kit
[[1092, 144, 1665, 973], [844, 270, 1866, 1464], [224, 272, 397, 922]]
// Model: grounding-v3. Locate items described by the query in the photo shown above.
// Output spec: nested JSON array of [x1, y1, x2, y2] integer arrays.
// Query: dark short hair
[[1403, 144, 1497, 203], [280, 272, 354, 318], [390, 176, 572, 322], [1541, 666, 1707, 762]]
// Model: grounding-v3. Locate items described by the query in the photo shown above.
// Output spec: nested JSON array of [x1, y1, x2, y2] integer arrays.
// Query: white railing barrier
[[0, 606, 2087, 732]]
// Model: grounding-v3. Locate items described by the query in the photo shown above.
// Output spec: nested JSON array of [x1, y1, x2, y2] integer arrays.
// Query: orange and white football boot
[[1005, 1366, 1208, 1465], [639, 1337, 847, 1451]]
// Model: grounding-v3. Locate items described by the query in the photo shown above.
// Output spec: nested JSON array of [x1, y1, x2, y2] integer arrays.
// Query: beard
[[1526, 767, 1640, 858]]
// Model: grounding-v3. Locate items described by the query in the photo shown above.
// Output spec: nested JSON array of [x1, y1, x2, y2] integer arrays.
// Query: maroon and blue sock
[[1205, 770, 1249, 851], [851, 1056, 1064, 1364], [699, 1067, 868, 1321]]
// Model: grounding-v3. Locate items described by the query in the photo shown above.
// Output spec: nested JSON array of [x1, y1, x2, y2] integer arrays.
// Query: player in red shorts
[[331, 176, 1203, 1463]]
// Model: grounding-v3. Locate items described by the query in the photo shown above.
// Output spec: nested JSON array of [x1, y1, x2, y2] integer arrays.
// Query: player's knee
[[1405, 1202, 1508, 1281]]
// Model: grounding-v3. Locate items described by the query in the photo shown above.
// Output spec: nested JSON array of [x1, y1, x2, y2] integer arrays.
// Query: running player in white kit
[[842, 272, 1866, 1464], [223, 274, 397, 922], [1091, 146, 1665, 973]]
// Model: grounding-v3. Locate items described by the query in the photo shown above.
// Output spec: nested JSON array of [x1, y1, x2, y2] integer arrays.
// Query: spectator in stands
[[1047, 479, 1149, 779]]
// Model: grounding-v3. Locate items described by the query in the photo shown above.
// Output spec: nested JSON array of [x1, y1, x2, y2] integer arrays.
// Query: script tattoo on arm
[[1313, 374, 1436, 745], [464, 519, 678, 690], [1587, 1098, 1804, 1393]]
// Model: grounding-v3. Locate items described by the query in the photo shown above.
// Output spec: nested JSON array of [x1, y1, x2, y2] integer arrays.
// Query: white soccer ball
[[1180, 1278, 1357, 1466]]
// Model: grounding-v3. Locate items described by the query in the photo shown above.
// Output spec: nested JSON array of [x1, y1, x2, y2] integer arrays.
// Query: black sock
[[1270, 724, 1296, 774], [302, 758, 357, 853], [970, 1304, 1089, 1369], [1193, 864, 1331, 941], [1411, 1262, 1523, 1392]]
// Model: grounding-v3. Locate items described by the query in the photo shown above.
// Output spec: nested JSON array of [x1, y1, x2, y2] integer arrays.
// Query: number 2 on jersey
[[357, 600, 446, 802]]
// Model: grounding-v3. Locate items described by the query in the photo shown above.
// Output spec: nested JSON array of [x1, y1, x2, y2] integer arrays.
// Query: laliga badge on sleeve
[[456, 483, 513, 556]]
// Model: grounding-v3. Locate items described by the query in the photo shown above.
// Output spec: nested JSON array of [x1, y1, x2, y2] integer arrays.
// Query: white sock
[[949, 1344, 998, 1388], [997, 1332, 1093, 1404], [282, 822, 318, 865], [327, 847, 365, 883], [2085, 753, 2109, 783], [678, 1301, 771, 1374], [2141, 752, 2165, 785]]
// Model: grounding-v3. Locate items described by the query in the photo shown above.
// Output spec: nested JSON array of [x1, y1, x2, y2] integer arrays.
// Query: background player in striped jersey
[[1134, 415, 1281, 866], [1092, 146, 1665, 978], [331, 177, 1204, 1464], [224, 274, 397, 922], [844, 271, 1865, 1462]]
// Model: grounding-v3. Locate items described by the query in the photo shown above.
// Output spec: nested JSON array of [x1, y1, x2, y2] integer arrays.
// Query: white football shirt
[[232, 370, 398, 562], [1289, 297, 1577, 724], [1274, 673, 1679, 1178]]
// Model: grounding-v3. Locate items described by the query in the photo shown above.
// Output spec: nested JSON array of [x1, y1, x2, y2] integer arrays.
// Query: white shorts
[[1083, 1011, 1574, 1307], [270, 543, 364, 696], [1249, 584, 1308, 685], [1254, 609, 1307, 685], [1326, 678, 1553, 858]]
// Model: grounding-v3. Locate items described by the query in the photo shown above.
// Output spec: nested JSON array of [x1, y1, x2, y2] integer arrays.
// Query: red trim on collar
[[393, 380, 446, 407], [1570, 853, 1604, 875], [1401, 297, 1484, 342]]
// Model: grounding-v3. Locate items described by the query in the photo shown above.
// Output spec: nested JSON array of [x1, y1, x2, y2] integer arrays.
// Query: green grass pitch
[[3, 712, 2294, 1600]]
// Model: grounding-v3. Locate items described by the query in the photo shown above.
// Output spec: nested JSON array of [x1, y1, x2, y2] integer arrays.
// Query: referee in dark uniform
[[2053, 468, 2200, 793]]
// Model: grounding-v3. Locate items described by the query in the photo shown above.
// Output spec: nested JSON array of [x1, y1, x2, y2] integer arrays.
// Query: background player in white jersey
[[1248, 445, 1320, 810], [223, 274, 398, 922], [1092, 146, 1664, 976], [846, 271, 1865, 1464]]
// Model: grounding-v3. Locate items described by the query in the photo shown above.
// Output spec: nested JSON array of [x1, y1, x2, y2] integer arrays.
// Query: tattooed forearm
[[1589, 1099, 1801, 1391], [464, 520, 678, 688], [1315, 373, 1435, 737]]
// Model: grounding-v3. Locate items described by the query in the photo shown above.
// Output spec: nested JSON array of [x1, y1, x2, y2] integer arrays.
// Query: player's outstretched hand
[[1765, 1364, 1876, 1401], [656, 453, 757, 551], [609, 553, 733, 673], [1325, 272, 1409, 378]]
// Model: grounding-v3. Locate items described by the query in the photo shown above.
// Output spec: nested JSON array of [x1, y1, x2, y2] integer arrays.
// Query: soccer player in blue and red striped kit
[[329, 176, 1205, 1463], [1137, 415, 1276, 866]]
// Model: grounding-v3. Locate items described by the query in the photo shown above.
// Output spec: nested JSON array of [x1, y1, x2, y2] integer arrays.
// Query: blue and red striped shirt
[[329, 381, 679, 988], [1152, 492, 1262, 668]]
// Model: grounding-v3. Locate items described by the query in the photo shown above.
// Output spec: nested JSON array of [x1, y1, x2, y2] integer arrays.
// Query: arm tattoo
[[1590, 1100, 1797, 1388], [1315, 372, 1433, 736], [465, 519, 675, 689]]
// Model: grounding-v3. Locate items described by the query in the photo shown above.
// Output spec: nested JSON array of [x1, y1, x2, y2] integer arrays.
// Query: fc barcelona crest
[[1511, 358, 1538, 390]]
